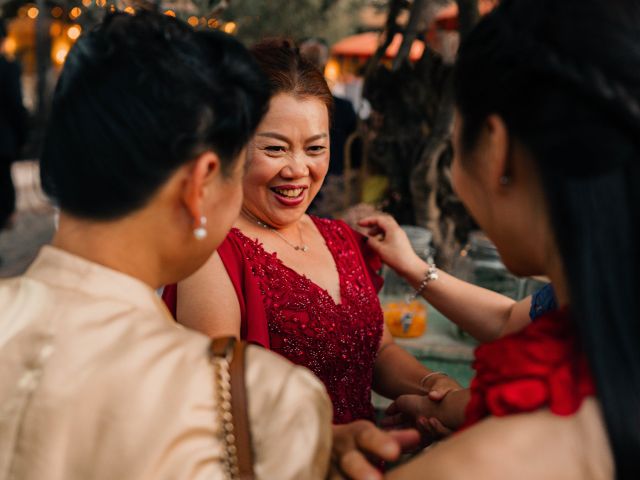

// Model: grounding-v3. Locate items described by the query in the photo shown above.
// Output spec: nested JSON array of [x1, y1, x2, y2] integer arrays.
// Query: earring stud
[[193, 216, 207, 240], [499, 175, 511, 186]]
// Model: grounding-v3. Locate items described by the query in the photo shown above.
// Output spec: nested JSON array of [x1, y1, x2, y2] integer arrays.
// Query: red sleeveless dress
[[164, 217, 384, 424], [463, 307, 596, 428]]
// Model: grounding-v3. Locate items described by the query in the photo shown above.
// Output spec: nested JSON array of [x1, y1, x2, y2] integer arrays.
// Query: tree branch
[[393, 0, 455, 71], [209, 0, 231, 17], [363, 0, 406, 80]]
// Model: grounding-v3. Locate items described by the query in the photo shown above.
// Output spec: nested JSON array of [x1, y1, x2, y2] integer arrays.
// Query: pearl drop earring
[[193, 216, 208, 240], [499, 175, 511, 186]]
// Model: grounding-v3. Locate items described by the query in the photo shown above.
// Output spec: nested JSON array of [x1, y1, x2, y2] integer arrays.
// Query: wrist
[[405, 259, 438, 302], [419, 371, 448, 392], [397, 255, 429, 284], [440, 388, 470, 429]]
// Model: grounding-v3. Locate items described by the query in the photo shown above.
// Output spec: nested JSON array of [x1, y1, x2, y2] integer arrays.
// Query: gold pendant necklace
[[242, 210, 309, 253]]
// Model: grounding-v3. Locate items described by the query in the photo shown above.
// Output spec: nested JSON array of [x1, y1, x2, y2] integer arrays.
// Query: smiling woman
[[163, 39, 462, 427], [243, 93, 329, 219]]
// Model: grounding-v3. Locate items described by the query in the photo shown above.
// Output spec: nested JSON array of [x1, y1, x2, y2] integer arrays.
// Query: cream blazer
[[0, 246, 331, 480]]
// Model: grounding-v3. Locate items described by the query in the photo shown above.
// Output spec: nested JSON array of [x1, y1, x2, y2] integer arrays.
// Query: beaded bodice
[[230, 217, 383, 424]]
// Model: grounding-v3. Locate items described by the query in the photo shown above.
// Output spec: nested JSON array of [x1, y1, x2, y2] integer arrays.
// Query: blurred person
[[0, 19, 28, 239], [0, 12, 412, 480], [358, 213, 556, 437], [382, 0, 640, 477], [299, 38, 358, 178]]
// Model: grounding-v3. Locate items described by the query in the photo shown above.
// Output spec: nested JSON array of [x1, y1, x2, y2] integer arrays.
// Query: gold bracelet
[[419, 371, 448, 391]]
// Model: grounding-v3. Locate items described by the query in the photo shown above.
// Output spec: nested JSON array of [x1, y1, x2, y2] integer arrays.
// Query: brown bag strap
[[210, 337, 255, 480]]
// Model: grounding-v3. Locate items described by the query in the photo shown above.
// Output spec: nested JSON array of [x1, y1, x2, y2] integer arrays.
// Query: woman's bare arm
[[373, 324, 461, 400], [385, 404, 607, 480], [176, 251, 241, 338], [359, 214, 533, 343]]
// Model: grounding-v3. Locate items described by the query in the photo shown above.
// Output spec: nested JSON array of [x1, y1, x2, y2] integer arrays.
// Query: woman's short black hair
[[40, 10, 270, 220]]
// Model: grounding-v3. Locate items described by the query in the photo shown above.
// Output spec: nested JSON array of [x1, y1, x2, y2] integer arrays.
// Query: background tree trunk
[[362, 0, 480, 268]]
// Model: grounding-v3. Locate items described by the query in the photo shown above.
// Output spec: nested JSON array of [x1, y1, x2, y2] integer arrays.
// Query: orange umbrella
[[331, 32, 425, 61], [435, 0, 499, 30]]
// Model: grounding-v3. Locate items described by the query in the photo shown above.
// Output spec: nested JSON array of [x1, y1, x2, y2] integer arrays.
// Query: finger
[[328, 465, 346, 480], [427, 387, 452, 401], [387, 429, 421, 452], [359, 228, 386, 245], [354, 425, 401, 462], [391, 395, 425, 418], [418, 416, 445, 438], [359, 215, 397, 232], [379, 413, 408, 428], [417, 417, 450, 440], [385, 401, 399, 415], [339, 450, 383, 480], [357, 215, 385, 227], [415, 418, 437, 445], [428, 417, 454, 437]]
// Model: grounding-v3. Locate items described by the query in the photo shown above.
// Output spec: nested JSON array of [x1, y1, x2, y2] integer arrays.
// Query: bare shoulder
[[176, 251, 241, 337], [387, 398, 613, 480]]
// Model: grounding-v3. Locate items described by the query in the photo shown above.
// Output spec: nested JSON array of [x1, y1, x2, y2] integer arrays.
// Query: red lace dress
[[163, 217, 384, 424], [463, 307, 596, 428]]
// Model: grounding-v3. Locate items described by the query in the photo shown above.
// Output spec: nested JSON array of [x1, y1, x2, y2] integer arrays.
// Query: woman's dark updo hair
[[250, 38, 334, 117], [455, 1, 640, 478], [41, 10, 270, 220]]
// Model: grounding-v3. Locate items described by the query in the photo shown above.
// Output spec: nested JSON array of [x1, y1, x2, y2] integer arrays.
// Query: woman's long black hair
[[455, 0, 640, 477]]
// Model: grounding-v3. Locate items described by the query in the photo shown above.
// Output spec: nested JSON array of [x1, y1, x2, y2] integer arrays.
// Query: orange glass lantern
[[383, 301, 427, 338]]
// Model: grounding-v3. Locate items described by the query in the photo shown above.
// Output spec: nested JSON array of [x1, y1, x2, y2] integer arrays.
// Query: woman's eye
[[265, 146, 286, 153], [307, 145, 327, 154]]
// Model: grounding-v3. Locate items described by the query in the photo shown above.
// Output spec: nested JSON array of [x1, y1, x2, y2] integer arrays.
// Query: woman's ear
[[181, 151, 221, 223], [483, 114, 511, 192]]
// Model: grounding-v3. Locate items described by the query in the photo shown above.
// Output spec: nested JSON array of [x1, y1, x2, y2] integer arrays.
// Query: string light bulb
[[67, 25, 82, 40]]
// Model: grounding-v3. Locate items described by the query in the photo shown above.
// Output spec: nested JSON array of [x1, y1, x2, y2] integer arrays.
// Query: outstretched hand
[[381, 388, 470, 445], [329, 420, 420, 480], [358, 215, 423, 277]]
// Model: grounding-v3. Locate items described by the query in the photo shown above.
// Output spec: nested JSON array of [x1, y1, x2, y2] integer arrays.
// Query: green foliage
[[222, 0, 369, 45]]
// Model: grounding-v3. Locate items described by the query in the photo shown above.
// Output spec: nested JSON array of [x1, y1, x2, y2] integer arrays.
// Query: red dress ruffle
[[463, 308, 596, 428]]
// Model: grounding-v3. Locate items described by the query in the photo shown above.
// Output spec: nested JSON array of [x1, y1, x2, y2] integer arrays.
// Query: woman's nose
[[281, 151, 309, 178]]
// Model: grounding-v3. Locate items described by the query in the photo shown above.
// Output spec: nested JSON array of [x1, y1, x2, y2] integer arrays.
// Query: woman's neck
[[239, 207, 304, 236], [544, 246, 571, 307], [52, 212, 164, 289]]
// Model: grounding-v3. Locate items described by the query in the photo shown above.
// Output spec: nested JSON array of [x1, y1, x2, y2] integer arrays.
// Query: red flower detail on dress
[[463, 308, 595, 428]]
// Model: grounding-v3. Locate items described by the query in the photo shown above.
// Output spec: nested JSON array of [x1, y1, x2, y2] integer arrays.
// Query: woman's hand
[[329, 421, 420, 479], [380, 389, 471, 444], [422, 373, 462, 401], [358, 215, 424, 278]]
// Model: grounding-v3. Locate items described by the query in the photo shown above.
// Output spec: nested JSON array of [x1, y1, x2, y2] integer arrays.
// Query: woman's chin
[[264, 197, 311, 222]]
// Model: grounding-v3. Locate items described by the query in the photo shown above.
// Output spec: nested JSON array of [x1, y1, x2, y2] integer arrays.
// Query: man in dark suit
[[299, 39, 358, 215], [299, 38, 357, 176], [0, 19, 28, 232]]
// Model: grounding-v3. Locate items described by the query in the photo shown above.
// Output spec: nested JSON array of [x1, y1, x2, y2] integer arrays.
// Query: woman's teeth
[[272, 187, 304, 198]]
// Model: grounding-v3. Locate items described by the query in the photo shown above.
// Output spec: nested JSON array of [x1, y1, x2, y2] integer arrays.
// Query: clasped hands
[[330, 376, 467, 479], [382, 375, 468, 443]]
